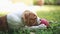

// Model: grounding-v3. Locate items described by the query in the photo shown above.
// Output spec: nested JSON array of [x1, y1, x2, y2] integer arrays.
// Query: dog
[[0, 10, 50, 34], [6, 10, 38, 29], [0, 10, 38, 32]]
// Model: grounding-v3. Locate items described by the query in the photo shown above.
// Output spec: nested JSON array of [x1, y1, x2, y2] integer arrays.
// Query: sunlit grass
[[0, 11, 10, 16], [36, 5, 60, 12], [36, 9, 60, 34]]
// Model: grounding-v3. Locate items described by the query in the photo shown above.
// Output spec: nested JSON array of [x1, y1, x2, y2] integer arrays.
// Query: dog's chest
[[7, 13, 24, 29]]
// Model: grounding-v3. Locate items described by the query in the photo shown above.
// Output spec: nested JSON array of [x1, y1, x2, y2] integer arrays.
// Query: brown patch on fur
[[0, 15, 8, 32], [22, 10, 38, 26]]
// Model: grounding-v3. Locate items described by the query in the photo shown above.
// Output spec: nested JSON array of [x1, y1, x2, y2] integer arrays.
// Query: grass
[[0, 5, 60, 34], [36, 10, 60, 34], [37, 6, 60, 34], [35, 5, 60, 34]]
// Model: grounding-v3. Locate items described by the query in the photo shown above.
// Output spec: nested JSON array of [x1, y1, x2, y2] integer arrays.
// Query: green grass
[[36, 10, 60, 34], [35, 5, 60, 34]]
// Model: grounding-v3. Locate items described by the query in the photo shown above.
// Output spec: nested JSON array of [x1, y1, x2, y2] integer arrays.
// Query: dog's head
[[22, 10, 38, 26]]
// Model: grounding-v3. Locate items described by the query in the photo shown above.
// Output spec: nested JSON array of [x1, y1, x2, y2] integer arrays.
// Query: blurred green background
[[34, 0, 60, 5]]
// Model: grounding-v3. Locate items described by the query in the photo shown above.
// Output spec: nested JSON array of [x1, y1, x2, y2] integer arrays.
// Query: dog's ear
[[29, 13, 37, 19], [29, 12, 38, 26], [22, 10, 30, 23]]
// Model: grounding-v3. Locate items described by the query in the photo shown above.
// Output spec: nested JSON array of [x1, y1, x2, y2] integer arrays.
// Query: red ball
[[40, 18, 49, 27]]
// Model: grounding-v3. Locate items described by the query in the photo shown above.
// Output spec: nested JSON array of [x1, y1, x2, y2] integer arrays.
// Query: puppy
[[1, 10, 38, 30], [0, 10, 50, 33], [0, 10, 38, 33]]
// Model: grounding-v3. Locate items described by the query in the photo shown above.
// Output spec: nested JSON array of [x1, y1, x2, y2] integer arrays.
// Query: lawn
[[36, 5, 60, 34], [0, 5, 60, 34]]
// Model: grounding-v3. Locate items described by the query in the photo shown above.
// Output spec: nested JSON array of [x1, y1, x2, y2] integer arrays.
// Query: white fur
[[7, 12, 25, 29], [37, 17, 41, 25], [25, 24, 47, 29], [7, 9, 37, 29]]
